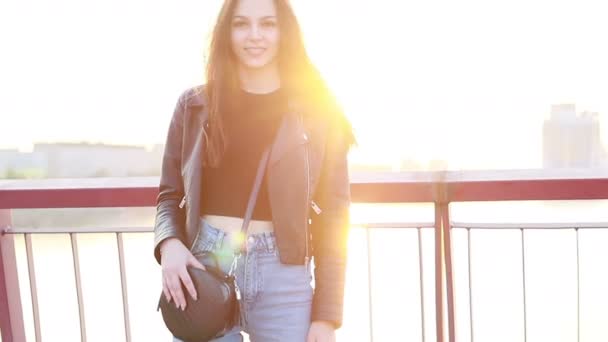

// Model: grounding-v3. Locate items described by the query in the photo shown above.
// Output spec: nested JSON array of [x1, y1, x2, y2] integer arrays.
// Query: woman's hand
[[160, 238, 206, 310], [306, 321, 336, 342]]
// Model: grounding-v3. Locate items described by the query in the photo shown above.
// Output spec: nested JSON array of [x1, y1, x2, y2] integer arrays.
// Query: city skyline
[[2, 101, 606, 179]]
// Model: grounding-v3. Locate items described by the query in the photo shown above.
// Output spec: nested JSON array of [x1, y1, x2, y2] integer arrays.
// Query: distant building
[[0, 148, 48, 177], [542, 104, 608, 168], [35, 143, 164, 178], [0, 143, 164, 179]]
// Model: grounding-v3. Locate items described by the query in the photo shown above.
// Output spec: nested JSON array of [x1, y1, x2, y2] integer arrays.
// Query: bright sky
[[1, 0, 607, 170]]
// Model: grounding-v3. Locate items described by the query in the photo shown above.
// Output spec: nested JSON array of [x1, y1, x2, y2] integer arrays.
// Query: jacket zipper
[[303, 131, 311, 267], [311, 200, 322, 215], [178, 121, 207, 210], [183, 120, 207, 252]]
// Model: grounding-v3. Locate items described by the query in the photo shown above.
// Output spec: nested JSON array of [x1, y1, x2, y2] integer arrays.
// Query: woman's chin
[[238, 58, 277, 71]]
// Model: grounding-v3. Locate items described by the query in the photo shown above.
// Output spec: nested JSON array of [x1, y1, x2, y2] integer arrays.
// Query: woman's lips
[[245, 47, 266, 56]]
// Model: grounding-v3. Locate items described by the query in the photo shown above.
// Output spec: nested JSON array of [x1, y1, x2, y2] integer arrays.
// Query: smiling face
[[230, 0, 280, 72]]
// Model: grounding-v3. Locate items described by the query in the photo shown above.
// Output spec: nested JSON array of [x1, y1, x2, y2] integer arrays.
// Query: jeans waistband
[[244, 231, 277, 253], [200, 217, 277, 254]]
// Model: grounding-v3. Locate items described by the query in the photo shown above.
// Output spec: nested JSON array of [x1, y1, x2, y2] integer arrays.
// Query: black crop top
[[200, 88, 287, 220]]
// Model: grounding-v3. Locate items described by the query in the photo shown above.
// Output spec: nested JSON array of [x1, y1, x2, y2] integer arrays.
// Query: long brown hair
[[204, 0, 354, 167]]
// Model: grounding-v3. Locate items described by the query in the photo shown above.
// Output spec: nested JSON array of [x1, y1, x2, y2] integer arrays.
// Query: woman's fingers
[[188, 254, 206, 271], [162, 275, 171, 302], [179, 269, 198, 302], [168, 273, 186, 310]]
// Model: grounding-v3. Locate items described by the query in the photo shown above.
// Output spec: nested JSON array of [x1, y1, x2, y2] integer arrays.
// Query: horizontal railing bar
[[0, 189, 158, 209], [3, 226, 154, 234], [1, 169, 605, 192], [356, 222, 435, 229], [7, 222, 608, 234], [447, 178, 608, 202], [4, 221, 608, 234], [5, 222, 608, 235], [453, 222, 608, 229], [3, 223, 436, 234], [2, 170, 607, 209]]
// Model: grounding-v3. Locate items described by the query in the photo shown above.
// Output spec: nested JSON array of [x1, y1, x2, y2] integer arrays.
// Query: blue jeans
[[173, 218, 313, 342]]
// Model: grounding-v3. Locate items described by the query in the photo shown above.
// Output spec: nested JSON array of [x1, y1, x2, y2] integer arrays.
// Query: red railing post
[[434, 177, 456, 342], [0, 209, 26, 342], [434, 202, 445, 342], [441, 202, 456, 342]]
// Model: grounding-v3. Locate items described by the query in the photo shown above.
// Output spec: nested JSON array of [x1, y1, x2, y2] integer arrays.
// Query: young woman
[[153, 0, 355, 341]]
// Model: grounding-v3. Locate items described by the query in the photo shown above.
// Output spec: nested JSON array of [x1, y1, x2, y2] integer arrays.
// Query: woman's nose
[[248, 24, 262, 40]]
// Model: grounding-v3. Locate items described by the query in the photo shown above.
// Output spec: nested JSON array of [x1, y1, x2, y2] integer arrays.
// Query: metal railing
[[6, 225, 151, 342], [451, 221, 608, 342], [1, 169, 607, 342]]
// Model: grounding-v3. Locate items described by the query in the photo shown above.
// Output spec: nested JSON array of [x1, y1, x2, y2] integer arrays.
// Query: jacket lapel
[[269, 111, 308, 167], [182, 100, 208, 198]]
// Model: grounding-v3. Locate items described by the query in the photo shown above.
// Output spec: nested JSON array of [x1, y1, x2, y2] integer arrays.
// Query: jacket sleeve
[[310, 125, 352, 328], [153, 91, 188, 264]]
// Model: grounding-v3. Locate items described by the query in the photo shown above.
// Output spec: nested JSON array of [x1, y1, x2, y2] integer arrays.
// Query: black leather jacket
[[153, 86, 352, 328]]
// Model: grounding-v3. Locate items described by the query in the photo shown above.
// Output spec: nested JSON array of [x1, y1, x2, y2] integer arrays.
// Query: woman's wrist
[[311, 320, 336, 330], [159, 237, 180, 255]]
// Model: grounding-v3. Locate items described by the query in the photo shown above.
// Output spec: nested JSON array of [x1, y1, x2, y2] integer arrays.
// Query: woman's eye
[[262, 21, 277, 28], [232, 21, 247, 28]]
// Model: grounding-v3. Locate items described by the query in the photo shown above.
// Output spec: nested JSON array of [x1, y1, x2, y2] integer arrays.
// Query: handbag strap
[[239, 146, 272, 237]]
